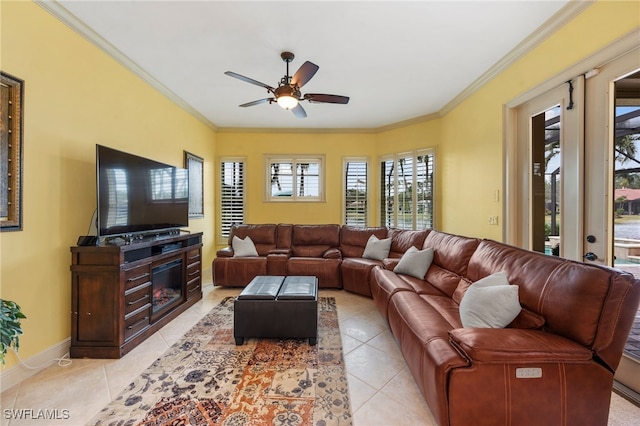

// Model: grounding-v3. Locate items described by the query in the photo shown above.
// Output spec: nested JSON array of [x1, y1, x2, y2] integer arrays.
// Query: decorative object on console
[[459, 271, 521, 328], [393, 246, 434, 279], [362, 234, 392, 261], [88, 296, 352, 426], [232, 235, 258, 257]]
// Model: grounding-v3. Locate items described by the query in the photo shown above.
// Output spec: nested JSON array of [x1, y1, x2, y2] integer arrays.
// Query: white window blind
[[396, 156, 414, 230], [380, 158, 395, 228], [416, 152, 434, 229], [344, 160, 368, 226], [220, 159, 245, 238], [380, 149, 434, 230]]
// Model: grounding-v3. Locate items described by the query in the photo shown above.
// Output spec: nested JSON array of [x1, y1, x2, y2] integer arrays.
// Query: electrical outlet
[[493, 190, 500, 202], [489, 216, 499, 225]]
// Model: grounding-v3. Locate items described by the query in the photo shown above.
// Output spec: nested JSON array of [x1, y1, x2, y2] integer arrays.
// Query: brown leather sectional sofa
[[213, 223, 640, 425]]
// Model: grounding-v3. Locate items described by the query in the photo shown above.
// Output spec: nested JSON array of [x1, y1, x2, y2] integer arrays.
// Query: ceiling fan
[[224, 52, 349, 118]]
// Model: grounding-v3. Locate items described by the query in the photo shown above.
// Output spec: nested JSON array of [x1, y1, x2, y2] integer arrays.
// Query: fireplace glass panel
[[152, 259, 183, 313]]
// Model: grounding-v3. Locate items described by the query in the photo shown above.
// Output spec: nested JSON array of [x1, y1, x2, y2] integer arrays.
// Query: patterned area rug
[[90, 297, 351, 426]]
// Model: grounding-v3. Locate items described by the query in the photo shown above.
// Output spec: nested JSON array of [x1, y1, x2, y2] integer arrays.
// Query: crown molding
[[35, 0, 218, 131], [374, 112, 440, 133], [439, 0, 595, 117], [216, 126, 377, 134], [36, 0, 594, 134]]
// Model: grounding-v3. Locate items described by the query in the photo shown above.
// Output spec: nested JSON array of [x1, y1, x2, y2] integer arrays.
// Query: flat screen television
[[96, 145, 189, 239]]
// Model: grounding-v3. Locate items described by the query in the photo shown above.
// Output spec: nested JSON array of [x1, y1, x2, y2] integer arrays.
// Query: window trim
[[264, 154, 326, 202]]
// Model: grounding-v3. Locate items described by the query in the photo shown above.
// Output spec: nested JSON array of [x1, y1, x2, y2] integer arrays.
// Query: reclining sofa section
[[213, 224, 640, 426]]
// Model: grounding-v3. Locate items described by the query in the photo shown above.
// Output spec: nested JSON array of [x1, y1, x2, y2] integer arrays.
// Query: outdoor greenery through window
[[344, 159, 368, 226], [380, 150, 434, 230], [220, 159, 245, 239], [266, 156, 324, 201]]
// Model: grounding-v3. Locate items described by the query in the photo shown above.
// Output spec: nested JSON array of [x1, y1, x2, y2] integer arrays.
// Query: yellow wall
[[0, 1, 216, 368], [1, 0, 638, 371], [382, 0, 639, 240], [215, 131, 377, 245]]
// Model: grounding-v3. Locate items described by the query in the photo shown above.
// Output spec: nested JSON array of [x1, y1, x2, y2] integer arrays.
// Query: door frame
[[504, 29, 640, 250]]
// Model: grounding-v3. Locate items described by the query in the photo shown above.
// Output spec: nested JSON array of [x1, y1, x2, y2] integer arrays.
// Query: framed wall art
[[1, 72, 24, 232], [184, 151, 204, 218]]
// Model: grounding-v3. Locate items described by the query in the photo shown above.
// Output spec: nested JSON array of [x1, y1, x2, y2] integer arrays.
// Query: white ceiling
[[44, 0, 574, 130]]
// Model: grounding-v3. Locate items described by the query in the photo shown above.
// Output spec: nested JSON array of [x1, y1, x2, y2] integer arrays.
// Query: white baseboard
[[1, 268, 212, 393], [0, 338, 71, 393]]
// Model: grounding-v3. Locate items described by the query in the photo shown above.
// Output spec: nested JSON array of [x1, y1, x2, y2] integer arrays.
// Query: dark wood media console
[[70, 232, 203, 358]]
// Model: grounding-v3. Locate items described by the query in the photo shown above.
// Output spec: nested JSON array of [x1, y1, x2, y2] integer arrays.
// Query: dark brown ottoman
[[234, 275, 318, 345]]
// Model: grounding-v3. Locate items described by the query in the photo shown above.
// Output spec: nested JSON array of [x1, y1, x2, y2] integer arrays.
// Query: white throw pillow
[[459, 272, 521, 328], [362, 235, 392, 261], [393, 246, 434, 279], [232, 235, 259, 257]]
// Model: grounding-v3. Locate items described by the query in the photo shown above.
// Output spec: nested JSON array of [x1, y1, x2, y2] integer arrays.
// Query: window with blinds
[[380, 159, 395, 228], [265, 155, 324, 201], [344, 159, 368, 226], [380, 149, 434, 230], [220, 159, 245, 239], [416, 152, 434, 229]]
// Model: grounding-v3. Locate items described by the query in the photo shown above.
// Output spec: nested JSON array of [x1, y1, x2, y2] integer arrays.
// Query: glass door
[[510, 47, 640, 402], [512, 77, 584, 261], [589, 59, 640, 403]]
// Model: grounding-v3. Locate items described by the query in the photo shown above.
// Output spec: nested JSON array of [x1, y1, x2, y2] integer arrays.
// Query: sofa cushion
[[232, 235, 259, 257], [387, 228, 430, 258], [291, 224, 341, 257], [394, 246, 434, 279], [423, 230, 480, 277], [229, 224, 277, 256], [340, 226, 387, 258], [459, 272, 521, 328], [363, 235, 392, 260], [508, 307, 545, 330]]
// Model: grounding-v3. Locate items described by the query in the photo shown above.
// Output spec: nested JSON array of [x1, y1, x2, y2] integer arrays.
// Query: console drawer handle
[[188, 255, 200, 260], [188, 286, 199, 293], [127, 317, 149, 330], [188, 270, 199, 277], [127, 295, 149, 306], [127, 272, 150, 282]]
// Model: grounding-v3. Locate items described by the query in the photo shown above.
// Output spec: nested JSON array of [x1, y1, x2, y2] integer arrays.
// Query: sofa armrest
[[449, 328, 592, 363], [323, 248, 342, 260], [216, 247, 234, 257], [269, 248, 292, 256], [382, 258, 400, 270]]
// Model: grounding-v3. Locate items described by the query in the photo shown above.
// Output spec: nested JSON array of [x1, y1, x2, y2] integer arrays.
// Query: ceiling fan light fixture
[[277, 94, 298, 110]]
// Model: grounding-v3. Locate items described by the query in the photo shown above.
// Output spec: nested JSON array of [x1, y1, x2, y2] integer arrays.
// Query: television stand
[[69, 232, 203, 358]]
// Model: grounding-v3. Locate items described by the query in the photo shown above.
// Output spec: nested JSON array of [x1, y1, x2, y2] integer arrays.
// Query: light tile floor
[[1, 276, 639, 426]]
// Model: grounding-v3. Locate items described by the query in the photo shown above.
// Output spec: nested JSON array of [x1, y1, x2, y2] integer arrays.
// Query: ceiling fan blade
[[239, 98, 273, 107], [291, 61, 319, 88], [304, 93, 350, 104], [224, 71, 275, 92], [291, 103, 307, 118]]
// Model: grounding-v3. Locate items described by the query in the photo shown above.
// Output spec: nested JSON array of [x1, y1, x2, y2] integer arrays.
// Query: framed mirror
[[1, 72, 24, 232], [184, 151, 204, 218]]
